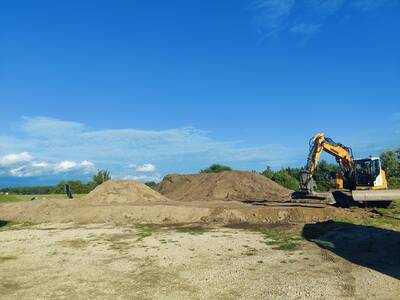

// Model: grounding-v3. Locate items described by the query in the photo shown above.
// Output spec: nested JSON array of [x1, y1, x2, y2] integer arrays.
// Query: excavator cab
[[354, 157, 386, 190]]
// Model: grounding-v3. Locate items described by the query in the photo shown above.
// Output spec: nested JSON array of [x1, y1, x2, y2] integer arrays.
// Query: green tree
[[270, 170, 299, 191], [54, 180, 93, 194], [380, 148, 400, 188], [92, 169, 111, 186], [313, 160, 340, 191], [283, 167, 302, 181], [200, 164, 232, 173], [261, 166, 273, 179]]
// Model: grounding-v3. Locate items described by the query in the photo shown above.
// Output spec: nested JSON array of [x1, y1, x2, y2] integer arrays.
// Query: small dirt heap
[[157, 171, 291, 202], [83, 180, 170, 205]]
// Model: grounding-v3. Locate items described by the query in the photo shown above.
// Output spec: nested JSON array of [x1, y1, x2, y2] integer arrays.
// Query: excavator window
[[354, 159, 379, 186]]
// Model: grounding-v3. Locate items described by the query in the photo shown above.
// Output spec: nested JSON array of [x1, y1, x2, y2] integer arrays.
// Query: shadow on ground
[[0, 220, 9, 228], [240, 200, 327, 208], [303, 221, 400, 280]]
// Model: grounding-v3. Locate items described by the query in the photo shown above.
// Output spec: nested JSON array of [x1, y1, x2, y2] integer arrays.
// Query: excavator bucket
[[291, 191, 336, 205], [351, 189, 400, 203]]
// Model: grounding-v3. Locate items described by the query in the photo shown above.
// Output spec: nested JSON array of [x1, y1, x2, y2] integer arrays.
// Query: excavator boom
[[299, 133, 353, 194]]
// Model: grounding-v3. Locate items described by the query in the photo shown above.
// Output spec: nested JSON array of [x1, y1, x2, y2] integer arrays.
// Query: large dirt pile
[[83, 180, 170, 205], [157, 171, 292, 202]]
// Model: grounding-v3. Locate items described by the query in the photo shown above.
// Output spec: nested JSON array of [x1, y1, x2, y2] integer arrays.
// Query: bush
[[53, 180, 93, 194], [388, 177, 400, 189], [270, 170, 299, 191], [200, 164, 232, 173]]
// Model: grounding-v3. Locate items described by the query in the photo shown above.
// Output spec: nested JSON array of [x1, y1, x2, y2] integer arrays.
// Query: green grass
[[0, 194, 86, 203], [134, 224, 157, 240], [310, 239, 335, 248], [335, 201, 400, 231], [175, 226, 208, 235], [272, 241, 299, 251], [260, 229, 302, 251], [0, 221, 36, 231]]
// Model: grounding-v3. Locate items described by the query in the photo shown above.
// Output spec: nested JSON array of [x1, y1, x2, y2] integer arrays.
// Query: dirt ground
[[0, 199, 367, 225], [1, 177, 399, 299], [1, 222, 399, 300]]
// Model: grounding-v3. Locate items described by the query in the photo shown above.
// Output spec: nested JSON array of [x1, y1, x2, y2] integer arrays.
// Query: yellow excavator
[[295, 133, 400, 207]]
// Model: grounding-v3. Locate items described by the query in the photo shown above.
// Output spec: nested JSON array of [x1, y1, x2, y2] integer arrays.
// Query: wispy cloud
[[250, 0, 296, 37], [249, 0, 396, 39], [290, 22, 321, 35], [0, 117, 304, 184], [133, 164, 157, 173], [1, 116, 399, 185]]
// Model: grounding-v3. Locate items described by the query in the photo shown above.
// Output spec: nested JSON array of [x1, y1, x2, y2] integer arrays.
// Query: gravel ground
[[0, 223, 399, 299]]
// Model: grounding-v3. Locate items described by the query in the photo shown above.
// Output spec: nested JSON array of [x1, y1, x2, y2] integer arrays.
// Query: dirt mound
[[83, 180, 170, 205], [157, 171, 291, 202], [0, 199, 367, 225]]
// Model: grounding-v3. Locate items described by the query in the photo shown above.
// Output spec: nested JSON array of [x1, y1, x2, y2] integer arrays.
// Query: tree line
[[0, 170, 111, 195], [196, 147, 400, 191], [1, 148, 399, 195]]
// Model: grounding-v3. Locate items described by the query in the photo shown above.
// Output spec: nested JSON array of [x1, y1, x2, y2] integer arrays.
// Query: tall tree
[[92, 170, 111, 186]]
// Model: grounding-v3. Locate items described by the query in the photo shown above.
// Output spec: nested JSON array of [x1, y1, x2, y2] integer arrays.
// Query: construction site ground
[[1, 174, 399, 299], [1, 221, 399, 300]]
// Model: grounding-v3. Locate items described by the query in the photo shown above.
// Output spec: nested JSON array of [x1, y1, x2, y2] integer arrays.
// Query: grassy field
[[0, 194, 86, 203], [334, 200, 400, 231]]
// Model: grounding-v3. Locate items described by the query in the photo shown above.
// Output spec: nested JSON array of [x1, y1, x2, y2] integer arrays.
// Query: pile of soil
[[0, 177, 368, 226], [157, 171, 292, 202], [83, 180, 170, 205]]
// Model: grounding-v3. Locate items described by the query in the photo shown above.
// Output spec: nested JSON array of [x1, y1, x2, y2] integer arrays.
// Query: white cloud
[[0, 116, 305, 181], [122, 173, 162, 183], [54, 161, 78, 173], [53, 160, 95, 174], [0, 152, 33, 166], [81, 160, 94, 168], [31, 161, 49, 168], [0, 155, 96, 178], [135, 163, 156, 172]]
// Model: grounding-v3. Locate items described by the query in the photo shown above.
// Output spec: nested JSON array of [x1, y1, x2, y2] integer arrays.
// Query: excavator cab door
[[354, 158, 382, 188]]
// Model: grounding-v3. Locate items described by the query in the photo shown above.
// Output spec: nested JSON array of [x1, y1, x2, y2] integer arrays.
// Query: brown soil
[[0, 199, 366, 226], [83, 180, 169, 205], [0, 176, 369, 226], [157, 171, 291, 202]]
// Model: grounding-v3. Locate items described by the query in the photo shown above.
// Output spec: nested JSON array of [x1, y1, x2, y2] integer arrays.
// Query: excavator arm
[[300, 133, 353, 193]]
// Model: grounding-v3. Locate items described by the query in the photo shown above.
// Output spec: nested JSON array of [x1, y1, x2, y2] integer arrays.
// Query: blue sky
[[1, 0, 399, 186]]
